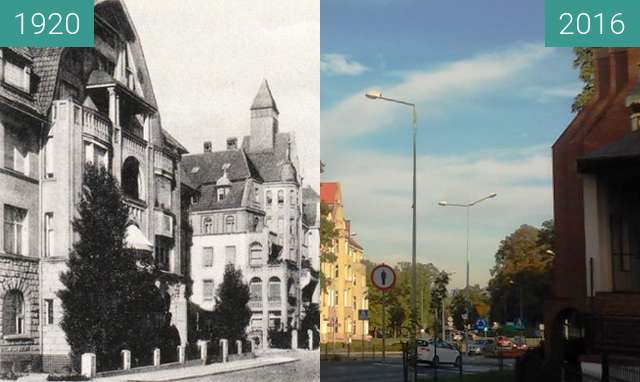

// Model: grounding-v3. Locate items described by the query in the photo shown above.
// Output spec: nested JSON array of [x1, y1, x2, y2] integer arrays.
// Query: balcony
[[74, 104, 111, 143], [268, 297, 282, 308], [155, 210, 174, 238], [125, 198, 145, 226], [122, 132, 146, 158], [249, 300, 263, 310], [154, 150, 174, 178]]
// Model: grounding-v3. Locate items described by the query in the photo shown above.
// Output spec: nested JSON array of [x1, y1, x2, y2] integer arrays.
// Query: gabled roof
[[251, 80, 279, 113], [182, 150, 257, 187], [320, 182, 340, 204], [243, 132, 295, 183], [161, 128, 188, 154], [191, 182, 247, 212]]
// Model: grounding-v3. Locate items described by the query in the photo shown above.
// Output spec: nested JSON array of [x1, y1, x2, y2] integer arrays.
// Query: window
[[334, 264, 339, 278], [277, 190, 285, 207], [202, 247, 214, 267], [326, 289, 332, 306], [225, 215, 235, 233], [4, 205, 27, 255], [269, 311, 281, 329], [344, 290, 349, 306], [225, 246, 236, 265], [333, 290, 339, 306], [290, 190, 296, 206], [266, 190, 273, 207], [122, 156, 143, 200], [202, 280, 214, 301], [251, 317, 262, 330], [2, 51, 31, 93], [44, 134, 54, 178], [268, 277, 281, 302], [44, 299, 54, 325], [156, 240, 171, 271], [289, 218, 295, 235], [353, 296, 357, 310], [3, 290, 25, 335], [254, 187, 260, 203], [4, 126, 29, 175], [84, 142, 107, 169], [44, 213, 54, 257], [217, 187, 229, 201], [203, 217, 213, 234], [249, 243, 263, 267], [250, 278, 262, 302]]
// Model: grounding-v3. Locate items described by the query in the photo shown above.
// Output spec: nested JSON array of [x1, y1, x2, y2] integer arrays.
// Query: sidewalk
[[95, 355, 298, 382]]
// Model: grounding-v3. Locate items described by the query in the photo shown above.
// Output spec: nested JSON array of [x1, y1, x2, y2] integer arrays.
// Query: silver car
[[467, 339, 494, 356]]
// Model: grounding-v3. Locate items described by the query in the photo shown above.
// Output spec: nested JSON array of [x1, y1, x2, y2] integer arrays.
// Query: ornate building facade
[[0, 0, 189, 372]]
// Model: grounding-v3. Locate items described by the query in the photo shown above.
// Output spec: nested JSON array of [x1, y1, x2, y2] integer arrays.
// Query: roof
[[243, 132, 295, 182], [320, 182, 340, 204], [87, 69, 117, 87], [578, 130, 640, 172], [349, 237, 364, 251], [182, 150, 256, 186], [162, 128, 188, 154], [251, 80, 279, 113], [191, 182, 247, 212]]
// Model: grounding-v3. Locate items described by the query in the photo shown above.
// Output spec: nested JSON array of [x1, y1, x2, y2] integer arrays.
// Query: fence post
[[308, 329, 313, 350], [198, 340, 208, 364], [121, 350, 131, 370], [177, 345, 185, 364], [236, 340, 243, 355], [81, 353, 96, 378], [291, 329, 298, 349], [153, 348, 161, 366], [220, 339, 229, 363]]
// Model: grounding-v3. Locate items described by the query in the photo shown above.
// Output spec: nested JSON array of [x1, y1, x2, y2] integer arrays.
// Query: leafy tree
[[572, 48, 594, 113], [211, 264, 252, 343], [58, 164, 166, 371], [320, 202, 338, 292], [299, 303, 320, 349], [429, 271, 449, 336]]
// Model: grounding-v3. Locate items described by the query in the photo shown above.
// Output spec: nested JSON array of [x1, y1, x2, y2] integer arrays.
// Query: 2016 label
[[559, 12, 625, 36]]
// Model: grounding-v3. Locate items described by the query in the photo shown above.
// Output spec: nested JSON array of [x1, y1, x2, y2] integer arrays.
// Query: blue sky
[[321, 0, 580, 288]]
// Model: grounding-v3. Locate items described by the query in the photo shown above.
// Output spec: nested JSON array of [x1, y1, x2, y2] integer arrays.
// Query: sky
[[125, 0, 320, 191], [320, 0, 581, 288]]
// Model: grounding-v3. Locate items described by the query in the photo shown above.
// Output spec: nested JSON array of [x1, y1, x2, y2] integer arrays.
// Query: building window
[[268, 277, 281, 303], [84, 141, 107, 169], [250, 277, 262, 302], [290, 190, 296, 206], [277, 190, 285, 207], [269, 311, 281, 329], [353, 296, 357, 310], [122, 156, 143, 200], [225, 215, 235, 233], [3, 290, 25, 335], [2, 51, 31, 93], [225, 245, 236, 264], [202, 280, 214, 301], [4, 205, 27, 256], [251, 317, 263, 330], [344, 290, 349, 306], [202, 247, 214, 267], [44, 299, 54, 325], [254, 187, 260, 204], [334, 264, 339, 278], [44, 134, 54, 178], [156, 239, 171, 271], [203, 217, 213, 234], [266, 190, 273, 207], [4, 126, 29, 175], [333, 290, 339, 306], [249, 242, 263, 267], [217, 187, 229, 201], [326, 289, 332, 307], [44, 212, 54, 257]]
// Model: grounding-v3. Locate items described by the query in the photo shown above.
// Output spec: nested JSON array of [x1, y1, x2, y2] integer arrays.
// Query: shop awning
[[125, 224, 153, 252]]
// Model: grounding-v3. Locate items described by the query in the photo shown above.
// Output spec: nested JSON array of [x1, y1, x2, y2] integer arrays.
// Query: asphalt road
[[321, 356, 515, 382]]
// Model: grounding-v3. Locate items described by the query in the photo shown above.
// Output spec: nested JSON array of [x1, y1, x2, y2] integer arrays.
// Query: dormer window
[[0, 49, 32, 94], [217, 187, 229, 201]]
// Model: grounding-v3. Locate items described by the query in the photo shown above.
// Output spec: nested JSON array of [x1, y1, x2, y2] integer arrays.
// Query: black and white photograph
[[0, 1, 320, 381]]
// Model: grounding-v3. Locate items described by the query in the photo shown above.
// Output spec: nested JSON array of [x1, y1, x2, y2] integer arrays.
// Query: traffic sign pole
[[382, 290, 386, 361]]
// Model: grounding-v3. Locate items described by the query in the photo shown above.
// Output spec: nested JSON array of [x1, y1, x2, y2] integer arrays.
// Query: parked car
[[416, 338, 461, 368], [512, 336, 528, 351], [468, 338, 494, 356], [495, 336, 513, 349]]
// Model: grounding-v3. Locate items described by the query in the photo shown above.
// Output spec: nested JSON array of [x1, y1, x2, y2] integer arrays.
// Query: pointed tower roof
[[250, 80, 279, 113]]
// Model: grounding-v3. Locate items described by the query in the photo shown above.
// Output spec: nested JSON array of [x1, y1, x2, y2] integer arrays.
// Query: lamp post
[[438, 193, 496, 352], [365, 90, 417, 380]]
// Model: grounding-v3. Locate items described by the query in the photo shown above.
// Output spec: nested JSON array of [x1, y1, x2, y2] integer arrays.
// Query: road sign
[[358, 309, 368, 321], [370, 264, 396, 291], [475, 318, 488, 331]]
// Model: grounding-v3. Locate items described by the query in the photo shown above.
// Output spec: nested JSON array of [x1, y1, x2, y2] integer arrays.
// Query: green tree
[[429, 271, 449, 336], [58, 164, 166, 371], [212, 264, 252, 343], [572, 48, 594, 113], [320, 202, 338, 292]]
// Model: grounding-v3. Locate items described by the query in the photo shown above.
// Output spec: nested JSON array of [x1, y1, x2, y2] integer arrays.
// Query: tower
[[249, 80, 279, 153]]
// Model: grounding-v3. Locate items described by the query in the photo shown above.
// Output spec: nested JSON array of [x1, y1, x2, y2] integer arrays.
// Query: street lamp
[[438, 193, 496, 352], [365, 90, 417, 379]]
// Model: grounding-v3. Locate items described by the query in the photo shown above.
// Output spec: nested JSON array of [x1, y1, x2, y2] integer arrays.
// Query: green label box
[[0, 0, 94, 48], [545, 0, 640, 47]]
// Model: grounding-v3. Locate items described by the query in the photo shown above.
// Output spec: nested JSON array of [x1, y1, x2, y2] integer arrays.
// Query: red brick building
[[546, 48, 640, 371]]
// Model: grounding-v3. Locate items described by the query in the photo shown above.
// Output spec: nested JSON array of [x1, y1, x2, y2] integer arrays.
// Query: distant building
[[0, 0, 189, 371], [183, 80, 306, 347], [547, 48, 640, 371], [319, 182, 368, 342], [301, 186, 320, 306]]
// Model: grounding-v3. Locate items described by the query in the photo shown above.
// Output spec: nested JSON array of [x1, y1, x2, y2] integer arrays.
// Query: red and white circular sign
[[371, 264, 396, 291]]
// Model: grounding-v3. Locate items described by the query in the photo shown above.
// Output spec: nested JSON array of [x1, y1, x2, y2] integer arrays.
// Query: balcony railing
[[123, 132, 146, 157], [155, 210, 173, 238], [125, 200, 145, 226], [74, 104, 111, 143]]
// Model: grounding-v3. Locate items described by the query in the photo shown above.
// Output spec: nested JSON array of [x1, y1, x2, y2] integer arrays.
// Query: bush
[[268, 328, 292, 349]]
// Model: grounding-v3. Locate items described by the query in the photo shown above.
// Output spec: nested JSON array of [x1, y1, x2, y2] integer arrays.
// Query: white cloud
[[321, 53, 369, 76], [523, 83, 582, 103], [322, 144, 553, 289], [322, 43, 553, 142]]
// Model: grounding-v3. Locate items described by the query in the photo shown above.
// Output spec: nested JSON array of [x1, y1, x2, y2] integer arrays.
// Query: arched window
[[277, 190, 284, 207], [203, 217, 213, 234], [3, 290, 25, 335], [249, 242, 263, 267], [268, 277, 281, 303], [225, 215, 235, 233], [122, 156, 143, 200], [250, 277, 262, 302], [334, 264, 339, 278]]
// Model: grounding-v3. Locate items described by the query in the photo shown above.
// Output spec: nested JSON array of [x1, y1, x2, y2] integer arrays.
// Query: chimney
[[203, 141, 212, 153], [226, 137, 238, 150]]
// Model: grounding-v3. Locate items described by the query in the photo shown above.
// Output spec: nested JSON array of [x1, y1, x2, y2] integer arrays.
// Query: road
[[320, 356, 515, 382]]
